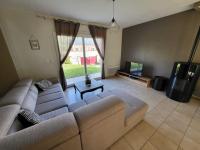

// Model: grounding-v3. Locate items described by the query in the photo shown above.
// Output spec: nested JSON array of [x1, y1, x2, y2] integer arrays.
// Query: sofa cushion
[[38, 83, 62, 97], [35, 98, 68, 115], [29, 85, 38, 95], [0, 105, 20, 136], [35, 80, 53, 90], [40, 107, 69, 120], [68, 101, 87, 112], [37, 92, 65, 104], [21, 86, 38, 111], [98, 89, 148, 125], [18, 109, 42, 127], [0, 86, 30, 107]]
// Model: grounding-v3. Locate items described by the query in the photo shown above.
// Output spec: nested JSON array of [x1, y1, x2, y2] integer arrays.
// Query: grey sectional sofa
[[0, 79, 148, 150]]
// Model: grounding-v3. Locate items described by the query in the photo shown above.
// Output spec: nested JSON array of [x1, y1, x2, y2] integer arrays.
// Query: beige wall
[[0, 9, 59, 80], [0, 9, 122, 80], [121, 10, 200, 97], [105, 29, 122, 76], [0, 28, 19, 96]]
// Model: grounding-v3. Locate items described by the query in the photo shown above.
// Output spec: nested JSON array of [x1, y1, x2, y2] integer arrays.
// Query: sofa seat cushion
[[0, 105, 20, 136], [37, 92, 65, 104], [98, 89, 148, 126], [40, 107, 69, 120], [68, 101, 87, 112], [38, 83, 62, 97], [35, 98, 68, 115]]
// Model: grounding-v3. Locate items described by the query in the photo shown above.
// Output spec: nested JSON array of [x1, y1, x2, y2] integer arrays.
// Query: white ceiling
[[0, 0, 199, 28]]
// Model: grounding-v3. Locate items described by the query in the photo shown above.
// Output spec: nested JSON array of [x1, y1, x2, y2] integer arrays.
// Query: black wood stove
[[166, 27, 200, 102]]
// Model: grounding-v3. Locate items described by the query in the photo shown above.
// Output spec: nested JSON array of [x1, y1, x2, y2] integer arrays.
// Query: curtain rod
[[36, 14, 109, 28]]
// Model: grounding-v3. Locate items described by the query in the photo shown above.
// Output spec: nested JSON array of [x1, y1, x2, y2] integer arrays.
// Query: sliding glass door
[[62, 36, 101, 84]]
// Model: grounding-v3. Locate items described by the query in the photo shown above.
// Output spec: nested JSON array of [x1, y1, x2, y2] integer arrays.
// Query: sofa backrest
[[21, 85, 38, 112], [0, 79, 37, 136], [0, 79, 32, 107]]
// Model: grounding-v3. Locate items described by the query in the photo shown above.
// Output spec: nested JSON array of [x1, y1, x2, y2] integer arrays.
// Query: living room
[[0, 0, 200, 150]]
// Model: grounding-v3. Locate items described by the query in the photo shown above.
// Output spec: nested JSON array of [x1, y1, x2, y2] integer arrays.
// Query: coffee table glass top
[[74, 79, 103, 92]]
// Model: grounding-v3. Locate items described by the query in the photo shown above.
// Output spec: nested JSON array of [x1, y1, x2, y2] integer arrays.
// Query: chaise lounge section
[[0, 79, 148, 150]]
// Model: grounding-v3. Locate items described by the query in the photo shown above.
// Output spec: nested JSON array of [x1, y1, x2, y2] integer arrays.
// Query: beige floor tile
[[171, 111, 192, 124], [144, 108, 165, 129], [158, 123, 184, 145], [155, 104, 172, 118], [144, 115, 163, 129], [177, 146, 183, 150], [124, 128, 147, 150], [192, 114, 200, 123], [149, 132, 178, 150], [109, 138, 133, 150], [141, 142, 157, 150], [194, 109, 200, 119], [135, 121, 156, 139], [185, 127, 200, 144], [165, 112, 190, 133], [148, 108, 167, 119], [180, 136, 200, 150], [190, 118, 200, 132], [156, 99, 178, 110], [176, 102, 198, 118]]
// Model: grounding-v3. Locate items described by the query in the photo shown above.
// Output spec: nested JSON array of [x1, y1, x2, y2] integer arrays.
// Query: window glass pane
[[57, 35, 72, 60], [84, 38, 101, 77], [62, 37, 85, 79]]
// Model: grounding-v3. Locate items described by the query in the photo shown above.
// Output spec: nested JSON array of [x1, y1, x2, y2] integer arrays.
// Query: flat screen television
[[130, 62, 143, 76]]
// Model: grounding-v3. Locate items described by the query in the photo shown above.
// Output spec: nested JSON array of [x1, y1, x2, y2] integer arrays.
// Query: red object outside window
[[80, 56, 97, 65]]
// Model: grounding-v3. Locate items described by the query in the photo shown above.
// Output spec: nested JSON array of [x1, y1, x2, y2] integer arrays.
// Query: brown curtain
[[88, 25, 107, 79], [55, 20, 80, 90]]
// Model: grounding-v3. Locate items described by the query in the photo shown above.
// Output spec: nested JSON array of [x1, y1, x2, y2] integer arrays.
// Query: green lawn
[[63, 64, 101, 79]]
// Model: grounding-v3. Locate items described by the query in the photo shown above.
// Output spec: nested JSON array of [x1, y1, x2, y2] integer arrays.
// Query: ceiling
[[0, 0, 199, 28]]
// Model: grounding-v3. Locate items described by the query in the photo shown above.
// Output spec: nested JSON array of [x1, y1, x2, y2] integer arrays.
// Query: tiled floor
[[65, 76, 200, 150]]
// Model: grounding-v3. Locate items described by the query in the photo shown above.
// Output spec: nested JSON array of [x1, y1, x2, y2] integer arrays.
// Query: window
[[62, 36, 101, 82]]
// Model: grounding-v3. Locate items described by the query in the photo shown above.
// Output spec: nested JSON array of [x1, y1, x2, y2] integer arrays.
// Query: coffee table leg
[[101, 86, 104, 92], [81, 93, 83, 99]]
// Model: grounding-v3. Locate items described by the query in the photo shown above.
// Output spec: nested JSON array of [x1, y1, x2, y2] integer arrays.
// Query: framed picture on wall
[[29, 39, 40, 50]]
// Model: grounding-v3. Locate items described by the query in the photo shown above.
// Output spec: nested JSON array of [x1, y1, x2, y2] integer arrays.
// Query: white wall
[[0, 9, 122, 80]]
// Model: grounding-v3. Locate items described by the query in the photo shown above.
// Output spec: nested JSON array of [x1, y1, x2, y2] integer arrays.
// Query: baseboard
[[192, 95, 200, 100]]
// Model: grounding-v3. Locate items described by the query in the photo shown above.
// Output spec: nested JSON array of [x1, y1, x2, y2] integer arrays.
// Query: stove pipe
[[188, 26, 200, 63]]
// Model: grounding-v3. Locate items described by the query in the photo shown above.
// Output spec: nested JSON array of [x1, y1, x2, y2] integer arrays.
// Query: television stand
[[117, 71, 152, 88]]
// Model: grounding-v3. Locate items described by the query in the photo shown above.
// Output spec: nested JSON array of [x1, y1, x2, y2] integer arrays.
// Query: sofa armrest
[[74, 95, 125, 131], [0, 113, 79, 150]]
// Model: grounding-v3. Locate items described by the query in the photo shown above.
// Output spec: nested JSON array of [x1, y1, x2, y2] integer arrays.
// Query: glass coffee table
[[74, 79, 104, 99]]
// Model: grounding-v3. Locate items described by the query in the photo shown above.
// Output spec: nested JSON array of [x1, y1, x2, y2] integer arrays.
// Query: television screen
[[130, 62, 143, 76]]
